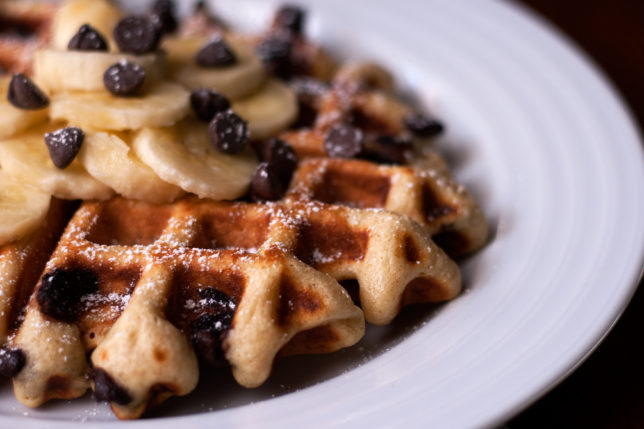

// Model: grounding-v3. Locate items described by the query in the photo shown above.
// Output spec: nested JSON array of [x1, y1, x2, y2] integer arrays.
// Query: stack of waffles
[[0, 0, 487, 420]]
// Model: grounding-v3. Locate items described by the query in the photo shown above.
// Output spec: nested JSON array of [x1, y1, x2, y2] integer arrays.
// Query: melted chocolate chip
[[324, 124, 364, 158], [290, 77, 328, 127], [190, 319, 225, 367], [196, 37, 236, 67], [36, 268, 99, 322], [150, 0, 177, 34], [199, 287, 236, 312], [7, 73, 49, 110], [103, 61, 145, 96], [190, 291, 236, 367], [256, 34, 292, 78], [113, 15, 161, 55], [68, 24, 108, 51], [362, 134, 412, 165], [274, 5, 306, 35], [209, 110, 249, 154], [403, 113, 445, 138], [44, 127, 85, 169], [0, 347, 25, 378], [190, 89, 230, 122], [249, 162, 287, 202], [92, 368, 132, 405], [255, 138, 298, 183]]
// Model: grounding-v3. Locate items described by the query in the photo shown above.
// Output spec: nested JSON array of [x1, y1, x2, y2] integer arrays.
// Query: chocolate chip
[[290, 77, 329, 102], [249, 162, 286, 202], [293, 101, 318, 129], [255, 138, 298, 183], [256, 34, 292, 78], [190, 309, 234, 367], [150, 0, 177, 34], [36, 268, 98, 322], [196, 37, 236, 67], [209, 110, 249, 154], [324, 124, 364, 158], [290, 78, 328, 127], [7, 73, 49, 110], [67, 24, 108, 51], [362, 134, 412, 165], [92, 368, 132, 405], [103, 61, 145, 96], [0, 347, 25, 378], [403, 113, 445, 138], [199, 287, 236, 313], [194, 0, 207, 13], [190, 89, 230, 122], [274, 5, 306, 35], [113, 15, 161, 55], [44, 127, 84, 169]]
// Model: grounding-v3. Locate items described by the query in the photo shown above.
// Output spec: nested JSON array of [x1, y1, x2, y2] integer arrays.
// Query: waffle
[[280, 65, 488, 256], [0, 0, 487, 421], [7, 197, 367, 419], [286, 157, 487, 256], [0, 1, 54, 74], [0, 198, 76, 343]]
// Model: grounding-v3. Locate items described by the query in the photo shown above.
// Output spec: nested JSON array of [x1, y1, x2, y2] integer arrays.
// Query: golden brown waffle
[[0, 198, 76, 343], [0, 3, 487, 421], [279, 64, 488, 256], [8, 197, 366, 419], [286, 157, 488, 256], [4, 192, 460, 418], [0, 1, 54, 74]]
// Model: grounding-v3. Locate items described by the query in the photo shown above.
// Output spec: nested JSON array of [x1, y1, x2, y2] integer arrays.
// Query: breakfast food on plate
[[10, 197, 365, 419], [0, 0, 488, 420]]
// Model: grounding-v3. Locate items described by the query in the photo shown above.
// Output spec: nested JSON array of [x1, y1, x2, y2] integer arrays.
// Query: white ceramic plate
[[1, 0, 643, 427]]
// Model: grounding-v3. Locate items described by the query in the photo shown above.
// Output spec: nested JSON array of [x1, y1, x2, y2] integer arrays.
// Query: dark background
[[509, 1, 644, 428]]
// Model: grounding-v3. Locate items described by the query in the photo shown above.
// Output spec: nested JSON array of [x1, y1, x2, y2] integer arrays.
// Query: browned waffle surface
[[8, 197, 366, 419], [0, 1, 54, 74], [286, 158, 488, 256], [0, 198, 77, 342]]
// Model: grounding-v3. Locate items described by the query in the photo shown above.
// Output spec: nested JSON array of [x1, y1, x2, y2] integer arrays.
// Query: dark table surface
[[508, 1, 644, 428]]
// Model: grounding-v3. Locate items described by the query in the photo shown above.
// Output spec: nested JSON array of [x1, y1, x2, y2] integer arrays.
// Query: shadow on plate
[[146, 303, 445, 418]]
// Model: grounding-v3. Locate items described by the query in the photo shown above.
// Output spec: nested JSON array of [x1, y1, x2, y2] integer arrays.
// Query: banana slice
[[50, 82, 190, 131], [232, 79, 298, 140], [52, 0, 123, 52], [34, 49, 166, 93], [132, 119, 258, 200], [0, 123, 114, 200], [164, 36, 266, 100], [0, 171, 51, 246], [0, 77, 48, 139], [78, 131, 184, 203]]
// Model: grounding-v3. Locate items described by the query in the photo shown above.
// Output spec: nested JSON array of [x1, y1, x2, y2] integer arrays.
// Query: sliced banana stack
[[34, 50, 165, 93], [0, 77, 48, 139], [51, 0, 123, 52], [164, 36, 266, 100], [0, 171, 51, 246], [232, 79, 298, 140], [50, 82, 190, 131], [132, 119, 258, 200], [0, 123, 114, 201], [78, 131, 184, 203]]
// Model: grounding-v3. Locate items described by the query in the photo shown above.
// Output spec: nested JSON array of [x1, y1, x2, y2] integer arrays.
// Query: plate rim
[[1, 0, 643, 427]]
